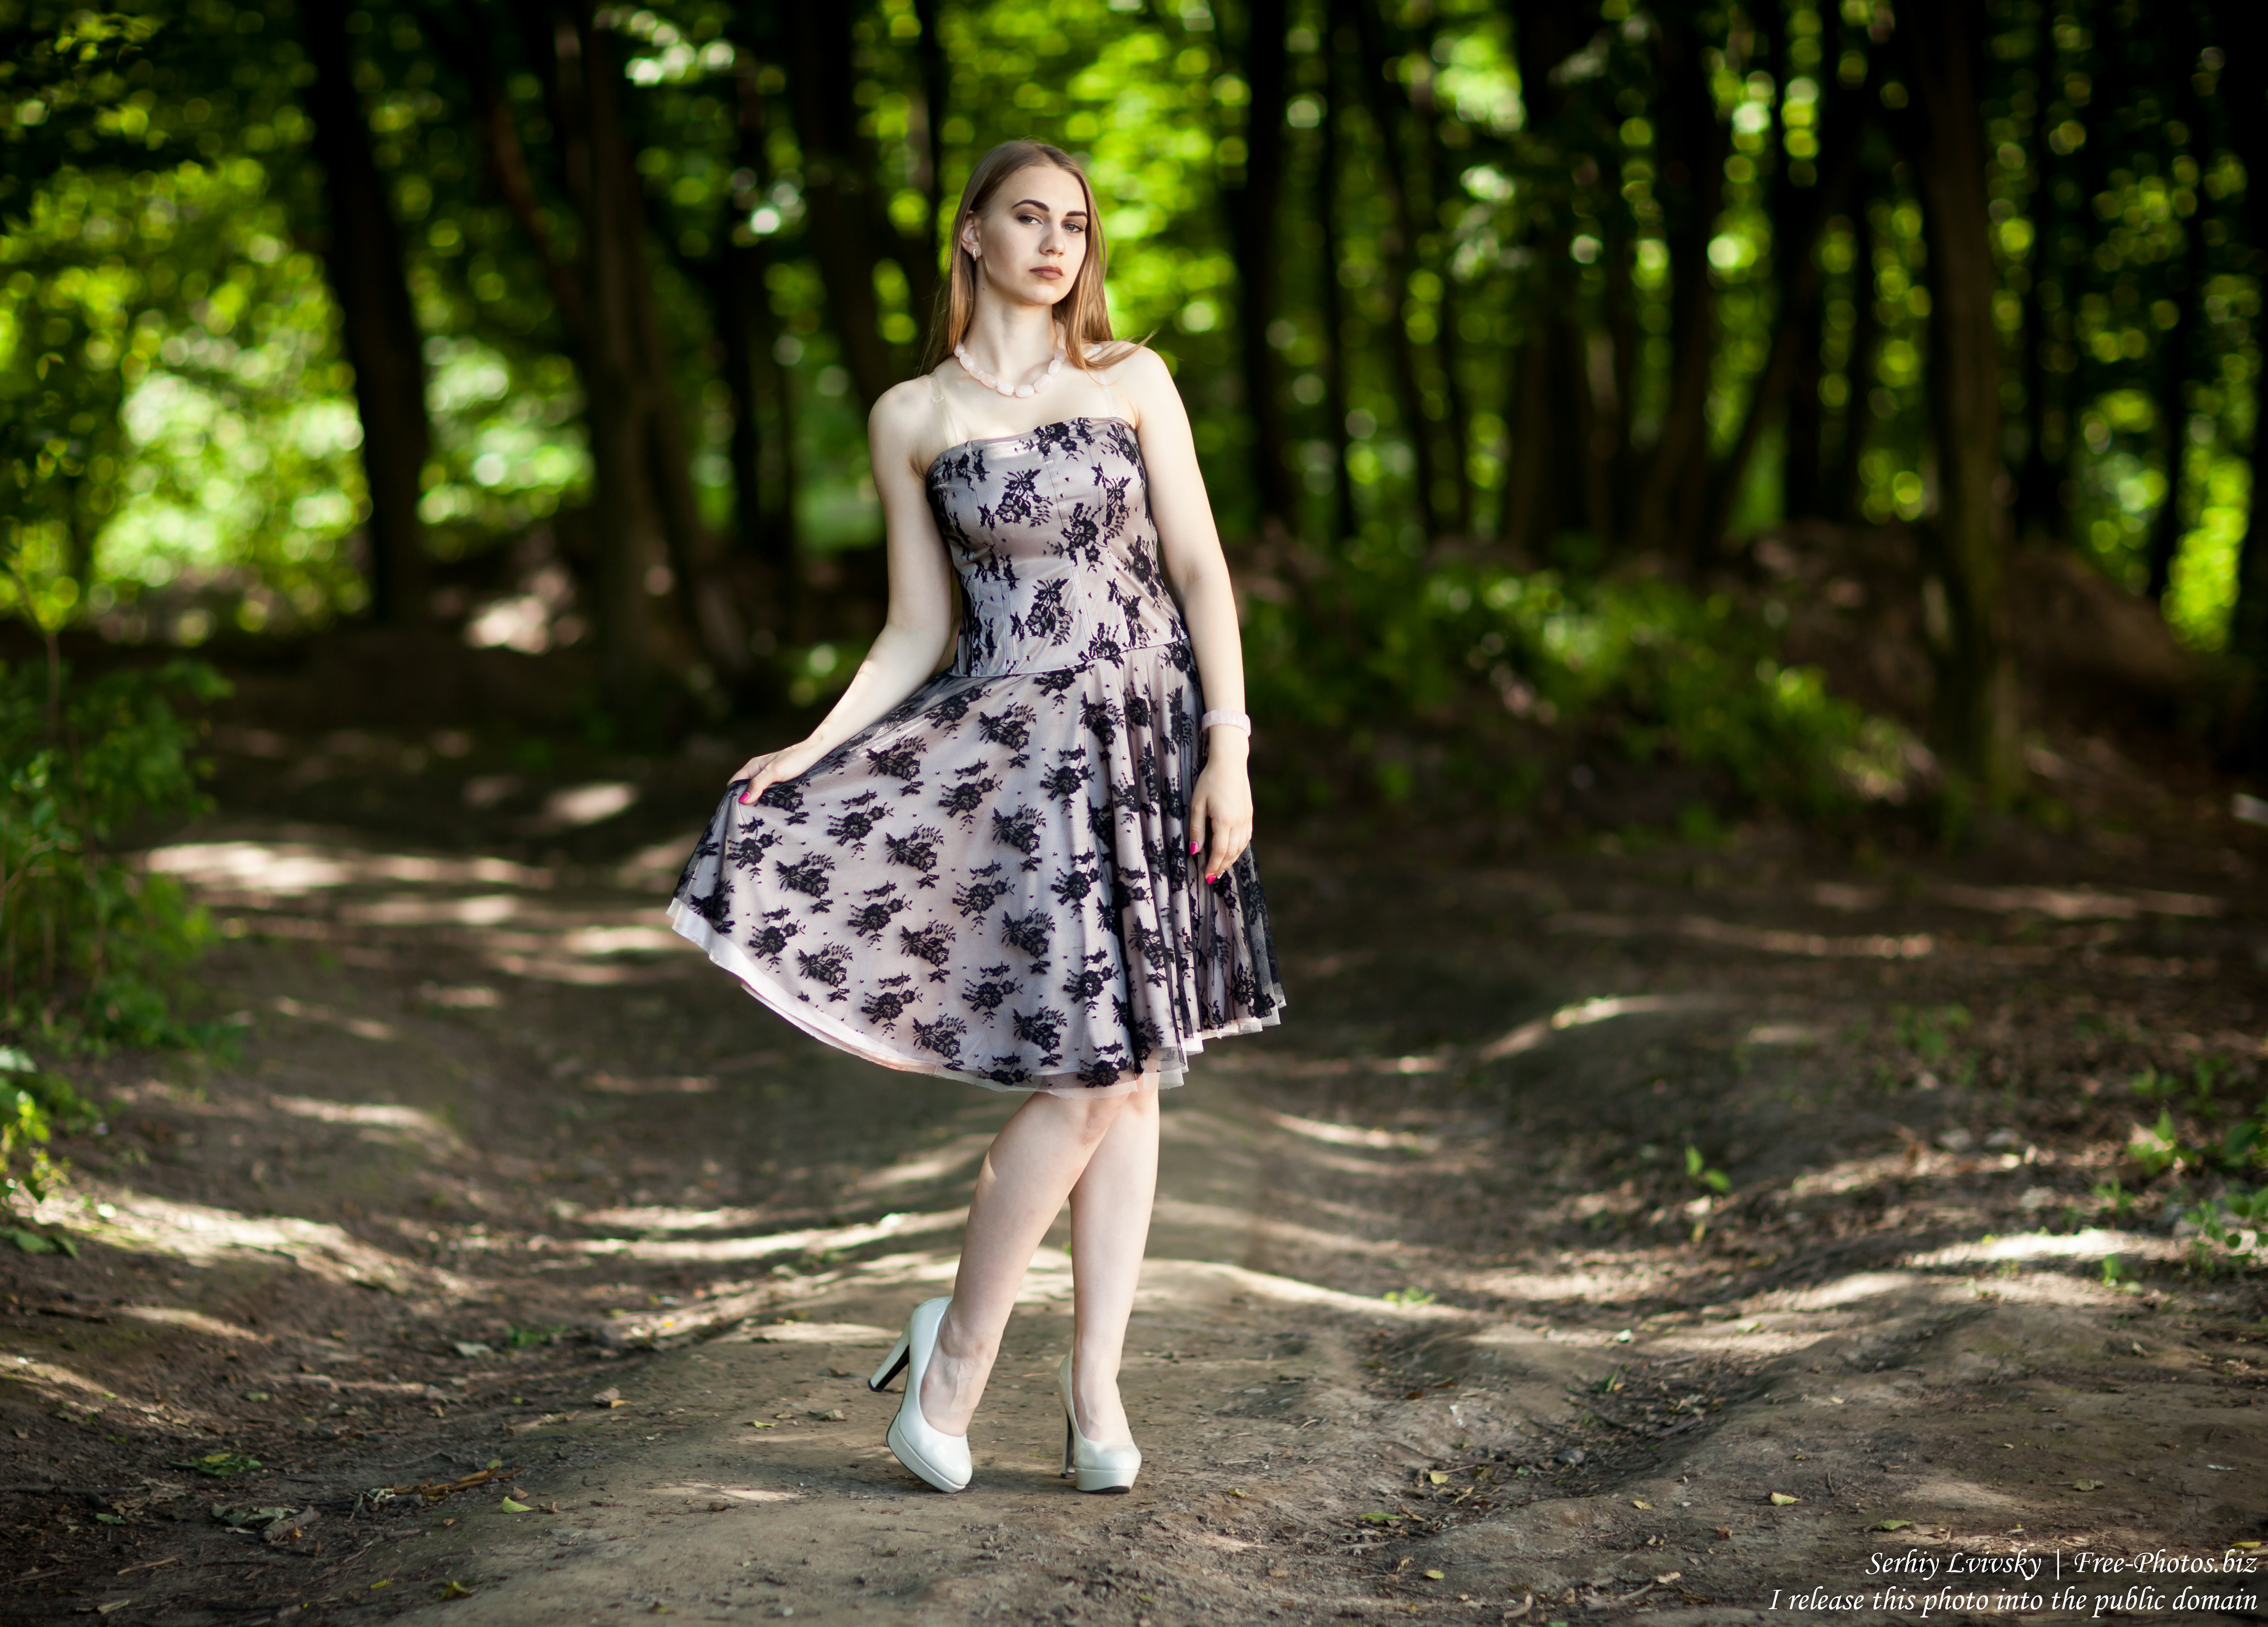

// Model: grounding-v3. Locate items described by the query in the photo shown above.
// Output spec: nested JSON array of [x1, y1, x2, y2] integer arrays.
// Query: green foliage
[[1250, 558, 1916, 823], [2179, 1187, 2268, 1272], [2127, 1109, 2181, 1178], [0, 655, 224, 1044], [1890, 1004, 1972, 1064], [0, 1041, 95, 1214], [1683, 1144, 1731, 1195]]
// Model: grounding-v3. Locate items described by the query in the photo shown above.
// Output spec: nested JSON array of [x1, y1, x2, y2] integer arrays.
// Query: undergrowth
[[1247, 556, 1920, 827]]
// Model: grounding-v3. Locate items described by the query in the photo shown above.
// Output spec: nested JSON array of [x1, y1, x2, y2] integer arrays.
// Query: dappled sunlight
[[1907, 1227, 2181, 1268], [111, 1304, 272, 1340], [1479, 991, 1721, 1060], [1136, 1258, 1465, 1320], [568, 1202, 776, 1232], [849, 1132, 993, 1193], [268, 1093, 462, 1153], [647, 1484, 803, 1504], [148, 840, 551, 897], [1262, 1112, 1441, 1154], [33, 1184, 467, 1293], [1932, 882, 2224, 920], [1151, 1196, 1406, 1259], [269, 994, 398, 1042], [558, 1207, 967, 1264], [1551, 912, 1937, 960], [734, 1322, 895, 1347]]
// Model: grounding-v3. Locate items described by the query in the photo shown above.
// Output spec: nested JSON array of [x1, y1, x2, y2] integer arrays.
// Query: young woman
[[667, 140, 1282, 1495]]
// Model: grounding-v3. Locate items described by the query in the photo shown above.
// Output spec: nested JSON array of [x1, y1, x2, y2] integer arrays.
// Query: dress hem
[[666, 898, 1282, 1098]]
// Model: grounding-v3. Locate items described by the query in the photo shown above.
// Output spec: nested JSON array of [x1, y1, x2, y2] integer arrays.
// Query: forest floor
[[2, 723, 2267, 1626]]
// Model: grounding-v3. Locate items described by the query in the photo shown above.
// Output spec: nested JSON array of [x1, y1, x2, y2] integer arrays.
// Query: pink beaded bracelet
[[1200, 710, 1251, 735]]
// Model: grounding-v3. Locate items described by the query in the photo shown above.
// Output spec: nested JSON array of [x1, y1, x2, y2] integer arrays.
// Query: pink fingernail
[[1205, 873, 1215, 884]]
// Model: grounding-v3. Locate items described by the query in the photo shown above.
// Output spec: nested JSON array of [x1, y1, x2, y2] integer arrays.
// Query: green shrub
[[0, 656, 227, 1044], [1246, 556, 1915, 825]]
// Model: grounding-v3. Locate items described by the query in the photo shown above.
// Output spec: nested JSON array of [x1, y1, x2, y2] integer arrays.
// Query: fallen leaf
[[1631, 1499, 1653, 1510], [1403, 1389, 1427, 1400], [591, 1388, 624, 1408], [1423, 1569, 1446, 1580], [747, 1420, 775, 1430], [806, 1408, 845, 1421], [240, 1391, 269, 1403], [437, 1580, 472, 1598], [1268, 1568, 1289, 1578], [1226, 1488, 1247, 1498], [1358, 1512, 1401, 1525], [1654, 1572, 1681, 1585], [94, 1513, 125, 1526], [709, 1502, 729, 1512], [95, 1602, 134, 1616], [370, 1580, 391, 1591], [1768, 1492, 1800, 1506], [485, 1458, 502, 1470], [1873, 1520, 1913, 1532], [498, 1498, 532, 1513], [1713, 1527, 1731, 1539], [452, 1342, 494, 1359], [2073, 1480, 2104, 1491]]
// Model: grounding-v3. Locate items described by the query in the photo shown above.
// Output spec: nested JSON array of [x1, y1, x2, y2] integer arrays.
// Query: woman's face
[[962, 163, 1089, 314]]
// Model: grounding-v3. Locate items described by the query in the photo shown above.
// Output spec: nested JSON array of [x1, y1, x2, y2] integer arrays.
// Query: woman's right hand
[[732, 737, 829, 806]]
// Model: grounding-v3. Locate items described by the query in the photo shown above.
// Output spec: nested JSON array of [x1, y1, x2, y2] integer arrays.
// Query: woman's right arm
[[733, 385, 955, 805]]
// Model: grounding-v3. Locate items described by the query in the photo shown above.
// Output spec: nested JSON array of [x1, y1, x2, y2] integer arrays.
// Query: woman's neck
[[957, 296, 1062, 381]]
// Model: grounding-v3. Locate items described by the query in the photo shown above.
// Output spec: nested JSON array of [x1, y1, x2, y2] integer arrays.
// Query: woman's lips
[[1033, 266, 1063, 279]]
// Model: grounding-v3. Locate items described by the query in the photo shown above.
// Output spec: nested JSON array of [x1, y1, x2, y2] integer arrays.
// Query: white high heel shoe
[[1057, 1354, 1141, 1493], [868, 1297, 971, 1493]]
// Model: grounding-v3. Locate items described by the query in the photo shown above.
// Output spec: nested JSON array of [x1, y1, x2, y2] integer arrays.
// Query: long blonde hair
[[924, 140, 1134, 373]]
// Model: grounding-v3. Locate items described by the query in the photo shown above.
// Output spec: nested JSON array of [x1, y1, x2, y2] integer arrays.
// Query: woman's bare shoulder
[[871, 373, 946, 468]]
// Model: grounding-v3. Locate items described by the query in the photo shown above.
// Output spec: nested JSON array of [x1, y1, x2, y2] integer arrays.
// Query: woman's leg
[[1065, 1083, 1159, 1443], [920, 1089, 1133, 1434]]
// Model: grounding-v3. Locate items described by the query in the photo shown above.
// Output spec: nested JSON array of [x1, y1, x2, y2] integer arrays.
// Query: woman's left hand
[[1187, 742, 1254, 885]]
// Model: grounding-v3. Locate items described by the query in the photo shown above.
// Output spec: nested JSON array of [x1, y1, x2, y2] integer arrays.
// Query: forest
[[2, 0, 2264, 986], [5, 5, 2268, 1614]]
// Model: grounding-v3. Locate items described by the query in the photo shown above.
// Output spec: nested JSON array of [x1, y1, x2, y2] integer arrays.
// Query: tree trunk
[[2011, 9, 2067, 541], [1831, 193, 1879, 521], [1347, 0, 1443, 537], [1500, 0, 1603, 557], [1892, 0, 2018, 800], [299, 0, 431, 627], [719, 47, 798, 618], [783, 3, 932, 411], [912, 0, 948, 306], [1629, 1, 1725, 565], [1704, 74, 1865, 550], [2144, 13, 2212, 607], [1224, 0, 1296, 538], [1415, 15, 1472, 535], [555, 4, 666, 700], [2219, 14, 2268, 764], [1783, 288, 1826, 518], [1317, 32, 1357, 549]]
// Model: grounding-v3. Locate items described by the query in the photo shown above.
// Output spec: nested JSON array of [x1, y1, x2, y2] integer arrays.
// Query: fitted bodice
[[926, 416, 1187, 677]]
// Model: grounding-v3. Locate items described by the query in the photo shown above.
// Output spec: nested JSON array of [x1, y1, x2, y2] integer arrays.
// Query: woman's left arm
[[1115, 348, 1252, 884]]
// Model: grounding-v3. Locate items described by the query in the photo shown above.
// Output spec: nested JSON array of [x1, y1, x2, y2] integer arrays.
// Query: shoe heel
[[868, 1333, 910, 1393], [1061, 1417, 1074, 1478]]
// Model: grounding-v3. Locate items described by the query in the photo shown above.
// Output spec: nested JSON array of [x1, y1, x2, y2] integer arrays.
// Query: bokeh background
[[3, 0, 2263, 830]]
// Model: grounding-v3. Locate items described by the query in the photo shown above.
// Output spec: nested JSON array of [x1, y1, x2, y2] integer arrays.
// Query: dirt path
[[4, 743, 2267, 1624]]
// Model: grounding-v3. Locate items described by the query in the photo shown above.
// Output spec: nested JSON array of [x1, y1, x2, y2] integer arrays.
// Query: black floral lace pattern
[[667, 415, 1283, 1094]]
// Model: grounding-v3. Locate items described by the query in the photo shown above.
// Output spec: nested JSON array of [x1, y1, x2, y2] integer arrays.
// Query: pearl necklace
[[954, 341, 1064, 399]]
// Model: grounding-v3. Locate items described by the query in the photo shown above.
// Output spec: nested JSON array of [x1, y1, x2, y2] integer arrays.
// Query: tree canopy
[[2, 0, 2262, 812]]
